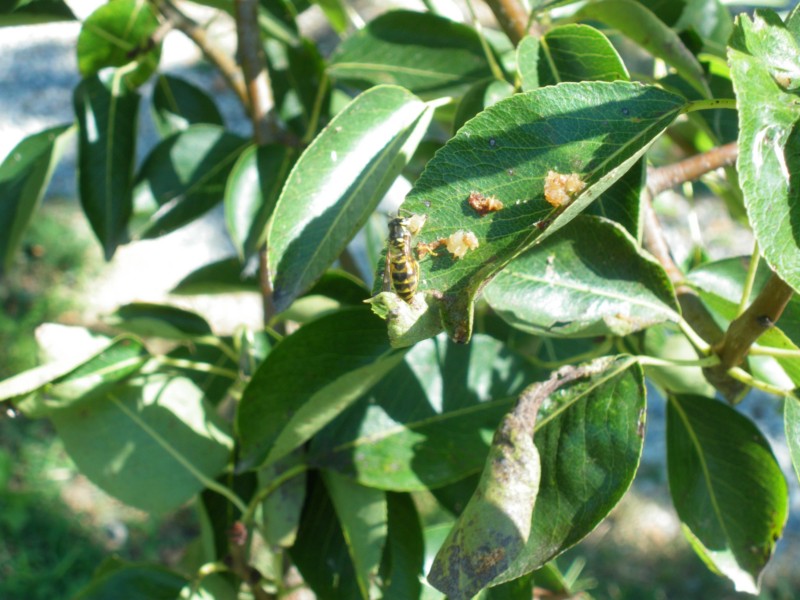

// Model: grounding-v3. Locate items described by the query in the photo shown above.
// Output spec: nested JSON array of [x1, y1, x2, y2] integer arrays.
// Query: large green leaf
[[729, 10, 800, 294], [76, 0, 161, 88], [151, 74, 224, 137], [492, 356, 645, 583], [397, 81, 686, 342], [380, 492, 425, 599], [290, 474, 362, 600], [537, 24, 628, 86], [110, 302, 213, 340], [51, 375, 233, 513], [267, 85, 431, 311], [134, 125, 248, 238], [0, 335, 147, 414], [0, 124, 73, 273], [667, 394, 788, 594], [328, 10, 495, 98], [575, 0, 710, 96], [72, 561, 187, 600], [74, 71, 139, 259], [171, 258, 260, 295], [323, 471, 388, 599], [785, 397, 800, 485], [428, 410, 541, 599], [237, 307, 406, 470], [0, 0, 75, 26], [485, 216, 679, 337], [259, 449, 307, 547], [309, 334, 540, 490], [225, 144, 295, 260]]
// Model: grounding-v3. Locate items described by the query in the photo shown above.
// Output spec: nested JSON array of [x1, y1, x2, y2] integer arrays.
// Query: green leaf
[[313, 0, 348, 33], [575, 0, 709, 96], [265, 37, 328, 134], [161, 340, 239, 407], [323, 470, 388, 599], [0, 0, 75, 26], [110, 302, 213, 339], [134, 124, 248, 238], [785, 397, 800, 485], [77, 0, 161, 88], [225, 144, 295, 260], [268, 85, 431, 311], [485, 216, 679, 337], [328, 10, 495, 98], [0, 124, 73, 273], [51, 375, 233, 513], [667, 394, 788, 594], [259, 449, 307, 547], [400, 81, 686, 342], [290, 474, 362, 600], [493, 356, 645, 584], [516, 36, 539, 92], [72, 562, 187, 600], [74, 71, 139, 260], [309, 333, 540, 490], [729, 10, 800, 293], [237, 307, 406, 470], [380, 492, 425, 600], [258, 0, 301, 46], [0, 335, 147, 411], [151, 74, 224, 137], [171, 258, 260, 295], [538, 24, 628, 86], [428, 410, 541, 599]]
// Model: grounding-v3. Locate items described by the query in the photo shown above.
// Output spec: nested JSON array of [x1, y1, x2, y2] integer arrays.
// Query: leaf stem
[[678, 318, 711, 354], [683, 98, 737, 113], [241, 463, 309, 525], [737, 242, 760, 317], [727, 367, 799, 401], [196, 336, 240, 363], [466, 0, 506, 81], [636, 354, 720, 369], [156, 356, 239, 380], [749, 345, 800, 359]]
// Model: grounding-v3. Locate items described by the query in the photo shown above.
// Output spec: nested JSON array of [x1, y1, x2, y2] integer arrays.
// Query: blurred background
[[2, 1, 800, 598]]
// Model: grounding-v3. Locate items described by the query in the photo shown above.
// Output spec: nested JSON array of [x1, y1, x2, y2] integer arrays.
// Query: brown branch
[[234, 0, 273, 144], [714, 272, 795, 369], [157, 0, 251, 112], [483, 0, 529, 45], [647, 141, 738, 196], [234, 0, 280, 326]]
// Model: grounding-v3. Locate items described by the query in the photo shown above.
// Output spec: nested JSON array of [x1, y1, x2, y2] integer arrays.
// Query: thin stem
[[196, 335, 240, 363], [749, 345, 800, 359], [466, 0, 506, 81], [727, 367, 799, 401], [157, 356, 239, 380], [157, 0, 250, 112], [737, 242, 760, 317], [683, 98, 737, 113], [678, 318, 711, 354], [636, 354, 720, 369], [302, 71, 330, 145], [241, 463, 309, 525]]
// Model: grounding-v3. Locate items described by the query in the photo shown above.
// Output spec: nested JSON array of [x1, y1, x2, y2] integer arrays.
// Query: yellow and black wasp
[[383, 213, 426, 303]]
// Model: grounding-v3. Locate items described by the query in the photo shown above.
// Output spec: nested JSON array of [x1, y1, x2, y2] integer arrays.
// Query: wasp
[[383, 214, 425, 303]]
